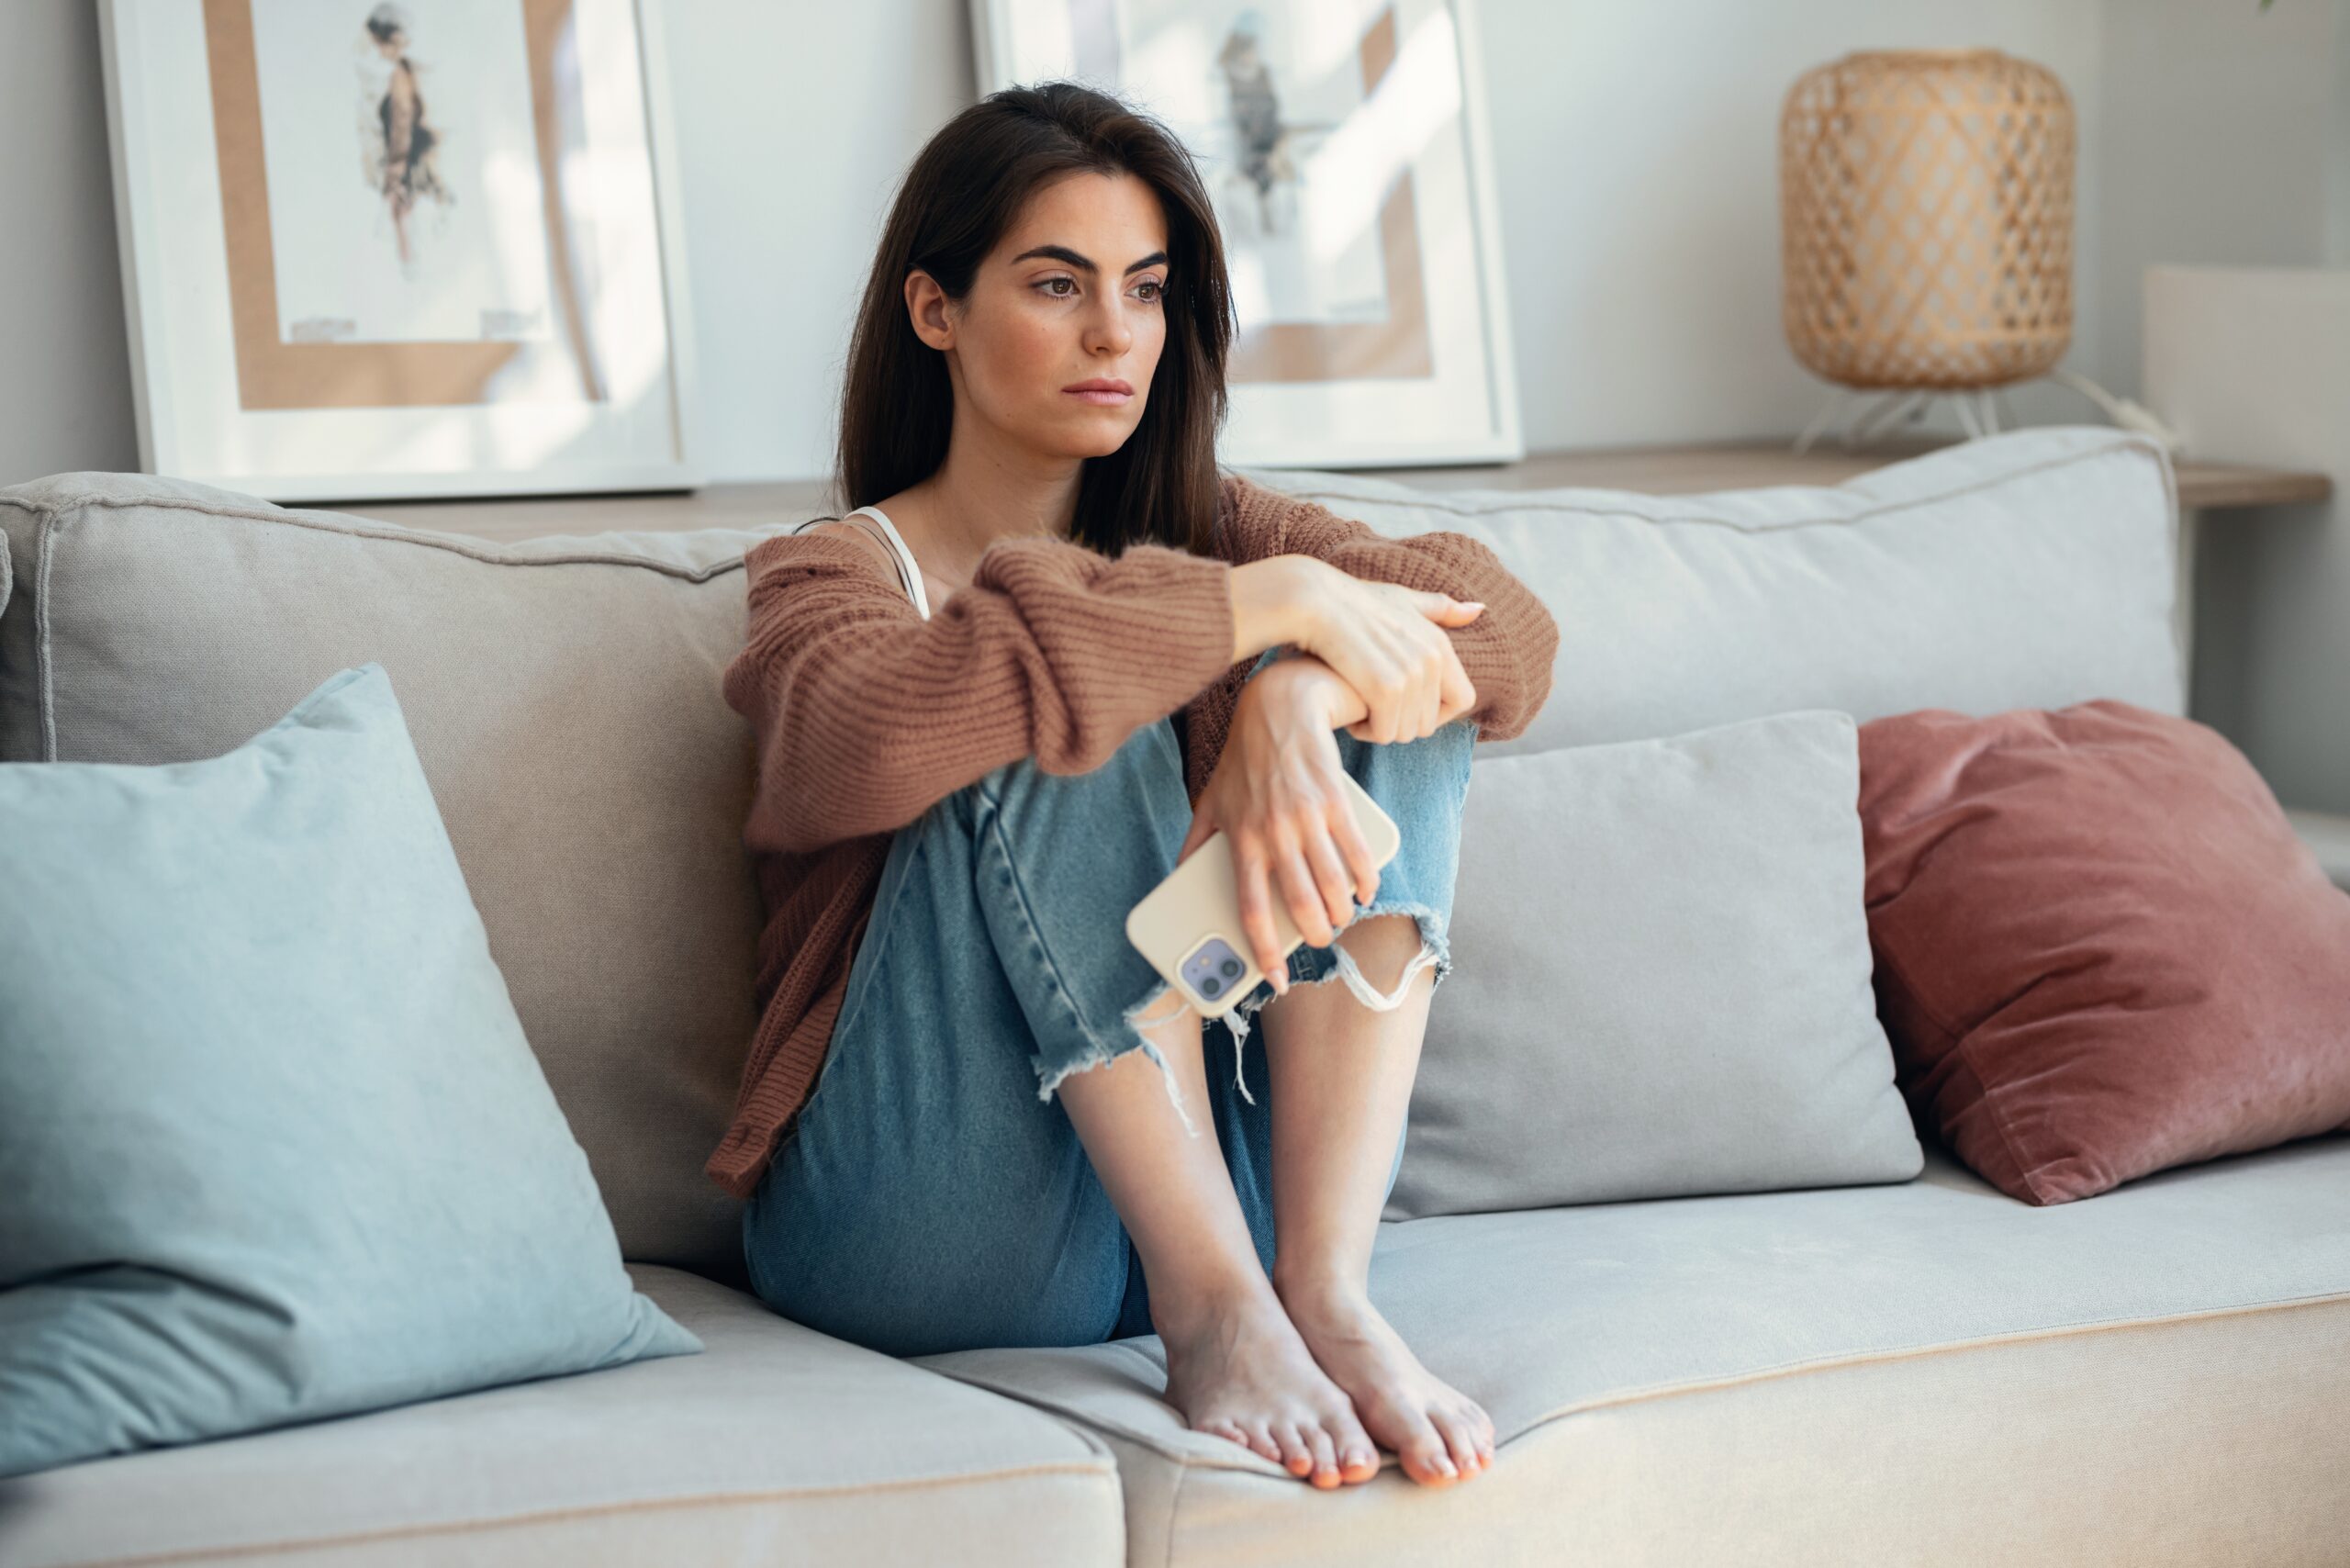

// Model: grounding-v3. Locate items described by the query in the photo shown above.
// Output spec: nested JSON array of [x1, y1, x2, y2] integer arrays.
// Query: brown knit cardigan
[[705, 472, 1560, 1199]]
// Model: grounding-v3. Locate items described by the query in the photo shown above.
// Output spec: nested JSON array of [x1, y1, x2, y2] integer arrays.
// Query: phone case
[[1125, 771, 1402, 1017]]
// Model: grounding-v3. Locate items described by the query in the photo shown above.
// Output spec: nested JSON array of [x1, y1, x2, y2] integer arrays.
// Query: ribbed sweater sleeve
[[1215, 475, 1561, 743], [722, 530, 1238, 857]]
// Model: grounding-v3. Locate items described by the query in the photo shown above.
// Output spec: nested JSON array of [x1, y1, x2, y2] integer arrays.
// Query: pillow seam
[[1260, 433, 2167, 533], [0, 493, 762, 585]]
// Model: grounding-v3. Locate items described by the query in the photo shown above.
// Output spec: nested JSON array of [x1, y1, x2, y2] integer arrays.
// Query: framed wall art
[[972, 0, 1522, 468], [97, 0, 699, 503]]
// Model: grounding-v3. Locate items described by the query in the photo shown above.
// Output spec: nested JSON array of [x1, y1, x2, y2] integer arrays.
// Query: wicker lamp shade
[[1780, 49, 2075, 392]]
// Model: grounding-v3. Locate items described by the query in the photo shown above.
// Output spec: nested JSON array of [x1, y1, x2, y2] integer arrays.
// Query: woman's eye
[[1038, 276, 1078, 298], [1135, 278, 1164, 303]]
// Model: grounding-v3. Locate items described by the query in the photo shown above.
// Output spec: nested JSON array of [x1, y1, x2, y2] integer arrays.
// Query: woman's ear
[[904, 269, 955, 352]]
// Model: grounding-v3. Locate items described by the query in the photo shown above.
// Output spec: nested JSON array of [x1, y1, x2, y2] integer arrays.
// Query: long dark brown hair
[[834, 81, 1236, 559]]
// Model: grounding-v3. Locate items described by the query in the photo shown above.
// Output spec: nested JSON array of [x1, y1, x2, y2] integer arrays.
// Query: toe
[[1436, 1410, 1483, 1476], [1400, 1421, 1458, 1485], [1246, 1422, 1283, 1466], [1333, 1413, 1380, 1483], [1196, 1417, 1250, 1452], [1472, 1400, 1498, 1450], [1304, 1426, 1340, 1488], [1277, 1422, 1315, 1477]]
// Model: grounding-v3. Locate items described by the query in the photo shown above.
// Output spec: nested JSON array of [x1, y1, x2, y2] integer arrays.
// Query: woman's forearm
[[1225, 554, 1321, 665], [1246, 650, 1370, 731]]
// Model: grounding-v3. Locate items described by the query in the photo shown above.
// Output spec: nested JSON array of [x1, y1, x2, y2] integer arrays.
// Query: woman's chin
[[1035, 416, 1144, 460]]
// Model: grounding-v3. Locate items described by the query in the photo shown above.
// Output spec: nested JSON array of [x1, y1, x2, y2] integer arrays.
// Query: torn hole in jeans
[[1213, 902, 1451, 1107], [1030, 975, 1206, 1139]]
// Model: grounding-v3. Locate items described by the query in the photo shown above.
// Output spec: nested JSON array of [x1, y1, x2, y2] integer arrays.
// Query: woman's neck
[[892, 421, 1085, 583]]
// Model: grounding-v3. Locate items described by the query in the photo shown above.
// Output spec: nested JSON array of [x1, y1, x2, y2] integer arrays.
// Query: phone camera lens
[[1201, 976, 1222, 996], [1219, 958, 1242, 979]]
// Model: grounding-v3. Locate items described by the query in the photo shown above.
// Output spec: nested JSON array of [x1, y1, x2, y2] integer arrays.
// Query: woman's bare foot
[[1275, 1273, 1497, 1486], [1154, 1278, 1385, 1489]]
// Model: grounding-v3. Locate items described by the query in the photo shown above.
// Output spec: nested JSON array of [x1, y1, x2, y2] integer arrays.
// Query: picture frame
[[96, 0, 700, 504], [971, 0, 1522, 468]]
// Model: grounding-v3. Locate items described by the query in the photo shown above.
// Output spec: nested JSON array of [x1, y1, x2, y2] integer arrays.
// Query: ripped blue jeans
[[740, 647, 1476, 1358]]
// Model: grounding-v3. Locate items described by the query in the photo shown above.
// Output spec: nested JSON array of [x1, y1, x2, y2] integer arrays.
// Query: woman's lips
[[1063, 381, 1133, 406]]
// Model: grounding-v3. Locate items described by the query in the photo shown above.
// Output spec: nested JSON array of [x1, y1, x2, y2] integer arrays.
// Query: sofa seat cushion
[[916, 1136, 2350, 1568], [0, 1267, 1125, 1568]]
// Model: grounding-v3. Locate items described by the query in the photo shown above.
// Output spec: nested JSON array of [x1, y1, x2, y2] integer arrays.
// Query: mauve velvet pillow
[[1856, 699, 2350, 1205]]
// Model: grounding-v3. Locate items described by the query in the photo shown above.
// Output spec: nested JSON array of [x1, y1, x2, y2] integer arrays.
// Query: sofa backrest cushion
[[0, 472, 776, 1284], [1234, 425, 2184, 758]]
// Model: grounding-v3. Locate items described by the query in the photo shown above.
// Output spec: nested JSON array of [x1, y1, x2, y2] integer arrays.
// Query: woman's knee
[[970, 716, 1187, 849]]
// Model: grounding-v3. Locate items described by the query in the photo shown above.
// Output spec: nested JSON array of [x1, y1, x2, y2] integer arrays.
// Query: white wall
[[1477, 0, 2108, 451], [1, 0, 2111, 487], [2, 0, 2336, 487], [669, 0, 2112, 480], [2097, 0, 2349, 402], [2098, 0, 2350, 816], [0, 4, 139, 483]]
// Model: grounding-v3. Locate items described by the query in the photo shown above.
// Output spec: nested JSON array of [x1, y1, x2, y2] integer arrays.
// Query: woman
[[364, 6, 450, 267], [715, 82, 1558, 1492]]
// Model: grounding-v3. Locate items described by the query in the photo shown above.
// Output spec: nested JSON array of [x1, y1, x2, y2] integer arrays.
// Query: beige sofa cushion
[[920, 1135, 2350, 1567], [1235, 424, 2185, 762], [0, 1266, 1125, 1568], [0, 472, 775, 1281]]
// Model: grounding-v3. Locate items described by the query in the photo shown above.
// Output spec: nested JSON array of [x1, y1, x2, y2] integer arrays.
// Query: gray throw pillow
[[1388, 709, 1923, 1220]]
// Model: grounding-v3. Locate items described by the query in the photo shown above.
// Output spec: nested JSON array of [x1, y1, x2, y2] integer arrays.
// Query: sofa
[[2, 423, 2344, 1566]]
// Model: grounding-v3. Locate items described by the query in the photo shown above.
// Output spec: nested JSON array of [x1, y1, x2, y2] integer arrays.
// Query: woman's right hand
[[1284, 558, 1484, 745]]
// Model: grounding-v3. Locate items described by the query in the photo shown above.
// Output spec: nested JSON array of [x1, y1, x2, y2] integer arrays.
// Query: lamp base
[[1792, 373, 2184, 454]]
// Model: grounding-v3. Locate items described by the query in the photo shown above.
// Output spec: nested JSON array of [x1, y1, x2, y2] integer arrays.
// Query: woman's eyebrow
[[1008, 243, 1169, 274]]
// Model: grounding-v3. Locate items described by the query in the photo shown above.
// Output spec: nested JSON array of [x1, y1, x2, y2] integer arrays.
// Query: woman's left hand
[[1173, 654, 1383, 993]]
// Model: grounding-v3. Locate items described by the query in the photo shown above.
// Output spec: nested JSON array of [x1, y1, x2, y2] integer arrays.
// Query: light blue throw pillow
[[0, 663, 700, 1479]]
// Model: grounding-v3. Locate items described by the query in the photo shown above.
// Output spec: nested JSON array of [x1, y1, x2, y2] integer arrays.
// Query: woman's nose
[[1084, 298, 1135, 354]]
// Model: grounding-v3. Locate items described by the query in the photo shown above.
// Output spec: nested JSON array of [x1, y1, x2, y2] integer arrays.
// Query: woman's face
[[910, 170, 1171, 463]]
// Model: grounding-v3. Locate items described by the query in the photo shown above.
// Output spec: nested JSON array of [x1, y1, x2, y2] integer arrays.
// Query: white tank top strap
[[789, 504, 931, 621]]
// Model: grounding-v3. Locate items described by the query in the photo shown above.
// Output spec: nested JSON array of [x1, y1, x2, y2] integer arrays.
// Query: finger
[[1411, 588, 1457, 619], [1352, 643, 1400, 745], [1270, 836, 1334, 950], [1175, 809, 1212, 866], [1438, 645, 1477, 729], [1410, 634, 1428, 738], [1416, 590, 1483, 625], [1297, 814, 1355, 936], [1413, 640, 1440, 741], [1232, 840, 1288, 993], [1373, 655, 1409, 745], [1327, 797, 1381, 909]]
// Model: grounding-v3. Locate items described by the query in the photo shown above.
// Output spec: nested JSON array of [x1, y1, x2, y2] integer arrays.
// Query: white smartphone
[[1125, 772, 1402, 1017]]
